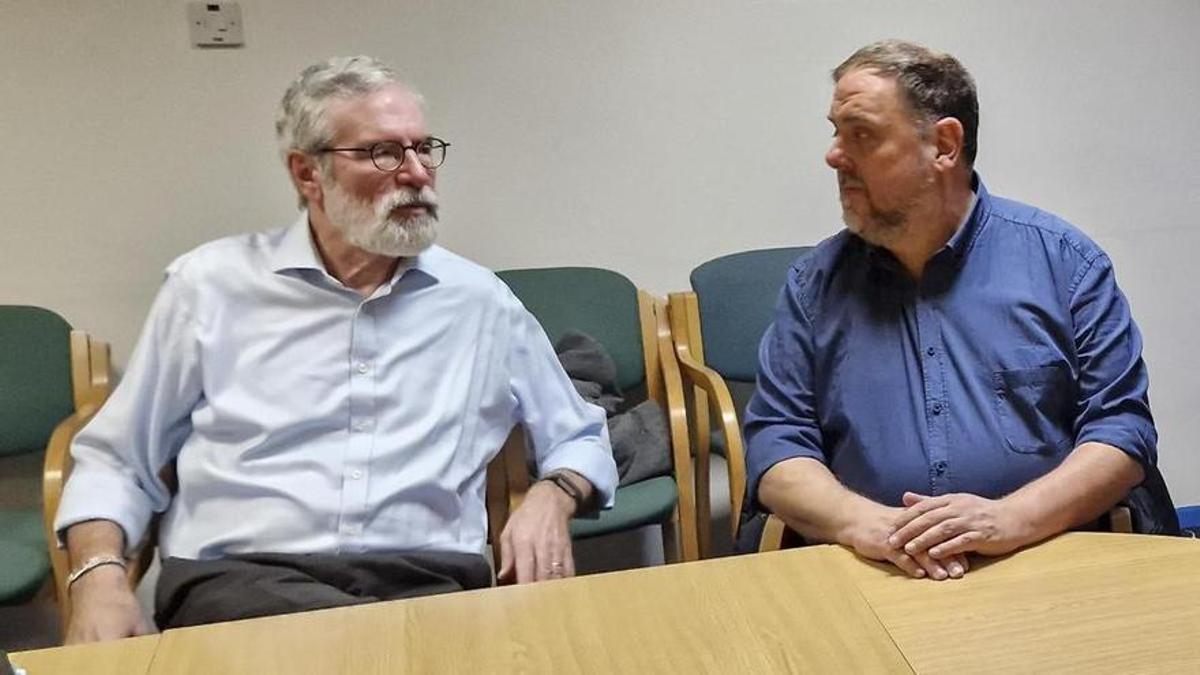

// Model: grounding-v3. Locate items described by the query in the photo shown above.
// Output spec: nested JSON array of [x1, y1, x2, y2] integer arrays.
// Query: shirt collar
[[863, 171, 987, 274], [943, 172, 985, 260], [267, 211, 442, 286]]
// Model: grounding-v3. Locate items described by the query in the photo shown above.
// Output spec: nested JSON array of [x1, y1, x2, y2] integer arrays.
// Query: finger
[[901, 515, 965, 556], [561, 543, 576, 578], [496, 531, 515, 583], [891, 494, 951, 531], [902, 491, 931, 507], [538, 535, 572, 581], [889, 506, 955, 550], [912, 551, 950, 581], [515, 537, 537, 584], [928, 532, 980, 559], [887, 551, 927, 579], [945, 554, 969, 579]]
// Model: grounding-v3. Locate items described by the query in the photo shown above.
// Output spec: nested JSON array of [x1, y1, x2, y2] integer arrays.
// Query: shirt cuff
[[54, 469, 157, 556], [537, 438, 619, 509]]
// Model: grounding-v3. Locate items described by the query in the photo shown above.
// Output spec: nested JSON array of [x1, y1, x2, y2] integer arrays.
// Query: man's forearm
[[758, 457, 880, 546], [65, 519, 127, 570], [1003, 441, 1144, 544]]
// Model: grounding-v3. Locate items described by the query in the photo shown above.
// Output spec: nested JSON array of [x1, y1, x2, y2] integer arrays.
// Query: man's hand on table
[[888, 491, 1034, 560], [844, 502, 969, 581], [65, 564, 152, 644]]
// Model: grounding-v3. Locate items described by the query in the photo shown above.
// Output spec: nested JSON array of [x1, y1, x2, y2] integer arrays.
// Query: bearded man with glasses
[[54, 56, 617, 643]]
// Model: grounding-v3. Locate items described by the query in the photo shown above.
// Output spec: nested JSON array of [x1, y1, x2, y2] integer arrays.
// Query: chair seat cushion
[[0, 508, 50, 604], [570, 475, 678, 539], [0, 540, 49, 605], [0, 508, 46, 547]]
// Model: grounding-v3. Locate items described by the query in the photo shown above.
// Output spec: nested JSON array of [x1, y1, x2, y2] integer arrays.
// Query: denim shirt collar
[[864, 171, 989, 276]]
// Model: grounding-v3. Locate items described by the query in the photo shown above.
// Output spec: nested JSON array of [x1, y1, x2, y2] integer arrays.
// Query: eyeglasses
[[316, 137, 450, 172]]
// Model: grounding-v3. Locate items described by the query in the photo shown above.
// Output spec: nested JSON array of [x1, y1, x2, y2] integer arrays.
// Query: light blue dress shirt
[[56, 215, 618, 560]]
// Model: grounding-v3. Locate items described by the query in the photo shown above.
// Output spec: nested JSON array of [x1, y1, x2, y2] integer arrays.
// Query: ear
[[931, 117, 964, 170], [287, 150, 326, 208]]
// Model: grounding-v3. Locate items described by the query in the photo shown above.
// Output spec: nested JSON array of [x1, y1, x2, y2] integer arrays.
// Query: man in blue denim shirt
[[744, 40, 1175, 581]]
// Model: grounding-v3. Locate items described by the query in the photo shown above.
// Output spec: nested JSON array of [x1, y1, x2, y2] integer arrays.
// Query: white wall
[[3, 0, 1197, 503]]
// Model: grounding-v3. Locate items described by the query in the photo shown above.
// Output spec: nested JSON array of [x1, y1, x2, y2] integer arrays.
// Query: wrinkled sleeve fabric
[[1069, 254, 1157, 467], [504, 292, 618, 508], [743, 266, 826, 509], [54, 268, 203, 554]]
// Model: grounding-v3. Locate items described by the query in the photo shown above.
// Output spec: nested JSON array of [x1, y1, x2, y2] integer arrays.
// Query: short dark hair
[[834, 40, 979, 167]]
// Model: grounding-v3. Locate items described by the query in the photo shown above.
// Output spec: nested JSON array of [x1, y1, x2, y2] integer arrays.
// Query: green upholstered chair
[[0, 306, 110, 610], [666, 247, 812, 557], [498, 267, 699, 563]]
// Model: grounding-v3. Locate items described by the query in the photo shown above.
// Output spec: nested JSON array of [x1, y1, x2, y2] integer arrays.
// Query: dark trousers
[[155, 551, 493, 629]]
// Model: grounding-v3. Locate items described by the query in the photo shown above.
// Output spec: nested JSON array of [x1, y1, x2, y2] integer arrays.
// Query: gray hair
[[834, 40, 979, 168], [275, 56, 423, 206]]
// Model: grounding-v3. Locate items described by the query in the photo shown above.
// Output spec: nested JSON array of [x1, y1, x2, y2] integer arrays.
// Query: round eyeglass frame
[[315, 137, 450, 172]]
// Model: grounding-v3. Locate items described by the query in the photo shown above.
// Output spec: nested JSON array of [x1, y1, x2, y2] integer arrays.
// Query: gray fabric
[[554, 331, 671, 486], [155, 551, 492, 629]]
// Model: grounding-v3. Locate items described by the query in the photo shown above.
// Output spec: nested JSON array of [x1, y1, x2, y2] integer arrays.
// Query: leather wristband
[[66, 555, 127, 590], [541, 472, 596, 516]]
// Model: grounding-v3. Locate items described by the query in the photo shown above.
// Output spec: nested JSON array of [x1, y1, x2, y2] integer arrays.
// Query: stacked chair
[[499, 267, 699, 562], [0, 306, 110, 616], [665, 247, 812, 556]]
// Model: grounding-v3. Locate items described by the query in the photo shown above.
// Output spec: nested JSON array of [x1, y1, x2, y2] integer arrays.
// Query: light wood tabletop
[[146, 544, 912, 674], [9, 634, 159, 675], [15, 532, 1199, 674], [835, 532, 1200, 674]]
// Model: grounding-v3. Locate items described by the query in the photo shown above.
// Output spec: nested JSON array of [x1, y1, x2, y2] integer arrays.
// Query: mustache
[[838, 173, 864, 190], [380, 187, 439, 217]]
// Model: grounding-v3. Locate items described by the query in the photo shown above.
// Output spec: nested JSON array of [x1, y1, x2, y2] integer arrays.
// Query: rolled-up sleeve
[[1069, 254, 1157, 466], [505, 295, 618, 508], [743, 268, 826, 509], [54, 270, 203, 553]]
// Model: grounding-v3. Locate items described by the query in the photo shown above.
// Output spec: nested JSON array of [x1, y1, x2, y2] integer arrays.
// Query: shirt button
[[356, 362, 370, 375], [934, 461, 948, 475], [926, 347, 936, 357], [349, 469, 363, 480], [352, 420, 369, 432], [931, 401, 943, 415], [344, 524, 362, 535]]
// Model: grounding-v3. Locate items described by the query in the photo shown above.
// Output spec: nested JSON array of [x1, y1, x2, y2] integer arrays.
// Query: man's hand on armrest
[[497, 470, 593, 585], [63, 519, 152, 644], [759, 458, 968, 581]]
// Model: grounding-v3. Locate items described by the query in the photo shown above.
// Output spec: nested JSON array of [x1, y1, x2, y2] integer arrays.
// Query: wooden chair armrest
[[671, 348, 748, 530], [759, 513, 788, 553], [1108, 505, 1133, 534], [653, 297, 699, 562], [42, 403, 101, 631]]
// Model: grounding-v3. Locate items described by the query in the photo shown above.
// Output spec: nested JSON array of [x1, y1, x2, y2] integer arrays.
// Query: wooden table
[[838, 532, 1200, 674], [13, 533, 1200, 673], [147, 544, 910, 673], [8, 634, 159, 674]]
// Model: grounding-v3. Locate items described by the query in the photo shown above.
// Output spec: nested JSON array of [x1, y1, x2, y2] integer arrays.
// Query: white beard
[[323, 182, 439, 257]]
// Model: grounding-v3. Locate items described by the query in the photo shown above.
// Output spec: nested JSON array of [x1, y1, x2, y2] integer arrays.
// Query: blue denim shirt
[[744, 175, 1157, 509]]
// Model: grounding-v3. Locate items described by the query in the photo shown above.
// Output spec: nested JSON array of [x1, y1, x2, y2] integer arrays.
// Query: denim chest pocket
[[993, 364, 1075, 454]]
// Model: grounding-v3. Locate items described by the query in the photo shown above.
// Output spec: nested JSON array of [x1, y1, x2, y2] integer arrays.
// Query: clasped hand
[[851, 492, 1029, 581]]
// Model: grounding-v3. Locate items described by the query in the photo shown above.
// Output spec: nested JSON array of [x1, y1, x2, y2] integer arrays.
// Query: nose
[[825, 139, 851, 172], [394, 148, 433, 189]]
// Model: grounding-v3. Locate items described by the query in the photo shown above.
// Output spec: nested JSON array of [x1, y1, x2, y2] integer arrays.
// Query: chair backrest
[[498, 267, 646, 393], [689, 247, 813, 384], [0, 306, 75, 457]]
